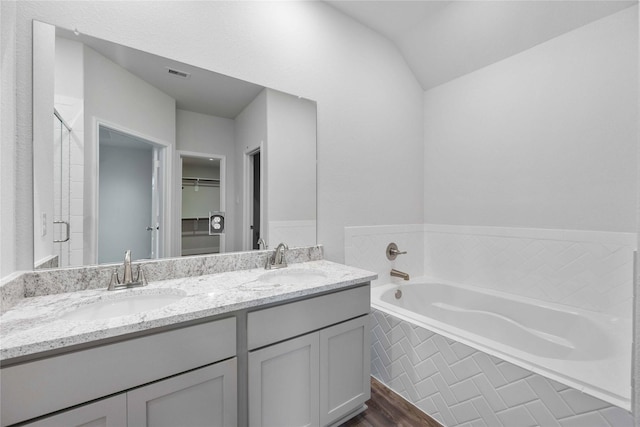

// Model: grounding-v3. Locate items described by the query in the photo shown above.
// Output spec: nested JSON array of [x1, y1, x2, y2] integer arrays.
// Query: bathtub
[[371, 279, 631, 410]]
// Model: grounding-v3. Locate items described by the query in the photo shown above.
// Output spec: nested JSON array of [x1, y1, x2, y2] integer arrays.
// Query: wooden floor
[[340, 377, 442, 427]]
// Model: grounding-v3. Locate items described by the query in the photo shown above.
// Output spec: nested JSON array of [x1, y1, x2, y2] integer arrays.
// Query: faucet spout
[[274, 243, 289, 265], [107, 250, 148, 290], [265, 242, 289, 269], [122, 250, 134, 284], [390, 268, 410, 281]]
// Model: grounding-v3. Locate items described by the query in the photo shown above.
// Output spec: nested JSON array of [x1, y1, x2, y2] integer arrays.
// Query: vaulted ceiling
[[326, 1, 637, 90]]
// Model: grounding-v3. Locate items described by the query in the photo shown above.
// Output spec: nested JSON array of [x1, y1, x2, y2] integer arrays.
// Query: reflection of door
[[98, 126, 157, 264], [251, 151, 261, 249]]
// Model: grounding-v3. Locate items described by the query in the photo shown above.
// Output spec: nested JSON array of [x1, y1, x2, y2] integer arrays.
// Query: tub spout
[[390, 268, 410, 281]]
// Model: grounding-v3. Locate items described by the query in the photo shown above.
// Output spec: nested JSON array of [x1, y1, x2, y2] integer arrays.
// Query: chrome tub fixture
[[390, 268, 410, 281], [386, 242, 407, 260]]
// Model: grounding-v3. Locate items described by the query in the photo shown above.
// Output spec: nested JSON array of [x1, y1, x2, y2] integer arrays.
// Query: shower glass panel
[[53, 112, 71, 267]]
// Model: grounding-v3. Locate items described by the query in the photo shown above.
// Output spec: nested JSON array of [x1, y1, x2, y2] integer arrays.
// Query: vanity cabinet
[[23, 359, 237, 427], [249, 333, 320, 427], [1, 318, 236, 427], [247, 285, 371, 427], [1, 281, 372, 427], [319, 315, 370, 426]]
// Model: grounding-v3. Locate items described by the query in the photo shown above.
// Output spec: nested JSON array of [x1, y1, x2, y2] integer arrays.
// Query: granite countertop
[[0, 260, 376, 362]]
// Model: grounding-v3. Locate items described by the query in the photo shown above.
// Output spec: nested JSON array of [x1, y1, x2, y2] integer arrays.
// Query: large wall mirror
[[33, 21, 317, 269]]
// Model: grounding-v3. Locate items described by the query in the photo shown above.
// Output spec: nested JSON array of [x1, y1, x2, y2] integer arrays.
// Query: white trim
[[243, 145, 263, 251], [94, 119, 173, 263], [423, 223, 637, 246]]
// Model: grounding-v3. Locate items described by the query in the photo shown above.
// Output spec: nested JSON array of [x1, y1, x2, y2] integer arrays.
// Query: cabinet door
[[320, 315, 371, 426], [127, 358, 237, 427], [23, 394, 126, 427], [249, 333, 320, 427]]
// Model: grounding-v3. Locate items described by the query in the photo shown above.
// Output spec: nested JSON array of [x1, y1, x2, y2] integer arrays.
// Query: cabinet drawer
[[22, 394, 127, 427], [1, 317, 236, 427], [248, 284, 369, 350]]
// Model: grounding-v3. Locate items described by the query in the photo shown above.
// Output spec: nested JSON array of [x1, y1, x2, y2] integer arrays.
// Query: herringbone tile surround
[[370, 309, 633, 427]]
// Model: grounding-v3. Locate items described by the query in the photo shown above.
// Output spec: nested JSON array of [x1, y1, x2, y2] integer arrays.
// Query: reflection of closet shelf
[[182, 177, 220, 187], [181, 217, 215, 236], [181, 231, 216, 237]]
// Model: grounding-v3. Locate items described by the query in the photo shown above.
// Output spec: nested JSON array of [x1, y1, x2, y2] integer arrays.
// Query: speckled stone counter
[[1, 246, 324, 314], [0, 259, 376, 362]]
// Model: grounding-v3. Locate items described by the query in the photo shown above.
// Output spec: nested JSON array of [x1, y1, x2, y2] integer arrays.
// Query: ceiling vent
[[165, 67, 191, 79]]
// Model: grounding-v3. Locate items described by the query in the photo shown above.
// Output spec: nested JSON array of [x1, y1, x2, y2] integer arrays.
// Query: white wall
[[0, 1, 22, 277], [31, 22, 55, 267], [419, 7, 638, 315], [4, 0, 423, 271], [423, 6, 638, 233], [83, 44, 176, 264], [266, 89, 317, 247]]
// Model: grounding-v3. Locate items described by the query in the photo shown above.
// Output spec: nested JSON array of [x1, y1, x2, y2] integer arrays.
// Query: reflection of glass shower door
[[53, 112, 71, 267]]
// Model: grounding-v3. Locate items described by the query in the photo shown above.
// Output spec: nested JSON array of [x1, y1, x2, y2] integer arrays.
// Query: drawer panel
[[248, 284, 370, 350], [1, 317, 236, 426]]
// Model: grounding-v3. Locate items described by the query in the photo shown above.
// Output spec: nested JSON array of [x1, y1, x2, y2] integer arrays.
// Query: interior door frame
[[94, 119, 173, 263], [243, 143, 265, 251], [175, 150, 227, 256]]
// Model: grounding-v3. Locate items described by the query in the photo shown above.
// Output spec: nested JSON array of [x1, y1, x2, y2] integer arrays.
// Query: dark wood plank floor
[[340, 377, 442, 427]]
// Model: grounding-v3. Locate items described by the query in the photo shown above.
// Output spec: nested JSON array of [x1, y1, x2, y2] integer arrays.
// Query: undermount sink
[[59, 291, 186, 321], [256, 268, 327, 286]]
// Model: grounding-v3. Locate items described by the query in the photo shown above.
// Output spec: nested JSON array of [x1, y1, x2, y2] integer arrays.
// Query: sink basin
[[256, 269, 327, 286], [60, 291, 186, 321]]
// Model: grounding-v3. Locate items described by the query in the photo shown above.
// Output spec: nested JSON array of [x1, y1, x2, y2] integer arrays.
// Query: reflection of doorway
[[251, 151, 261, 249], [179, 152, 225, 256], [245, 148, 262, 250], [97, 126, 162, 264]]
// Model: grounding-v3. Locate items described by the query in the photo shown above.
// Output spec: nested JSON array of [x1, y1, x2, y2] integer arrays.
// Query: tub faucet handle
[[386, 242, 407, 260]]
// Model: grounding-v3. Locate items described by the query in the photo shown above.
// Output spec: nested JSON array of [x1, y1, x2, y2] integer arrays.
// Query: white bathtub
[[371, 279, 631, 409]]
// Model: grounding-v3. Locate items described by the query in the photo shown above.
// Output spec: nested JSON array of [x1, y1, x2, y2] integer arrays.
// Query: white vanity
[[0, 255, 375, 427]]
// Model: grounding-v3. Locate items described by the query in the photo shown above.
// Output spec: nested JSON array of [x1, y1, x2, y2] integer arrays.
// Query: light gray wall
[[98, 144, 153, 264], [423, 6, 638, 233], [3, 0, 423, 272], [54, 37, 83, 99]]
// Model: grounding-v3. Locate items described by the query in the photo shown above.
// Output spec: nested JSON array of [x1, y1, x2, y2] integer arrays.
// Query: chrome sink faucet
[[257, 237, 267, 250], [265, 242, 289, 269], [108, 250, 148, 290]]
